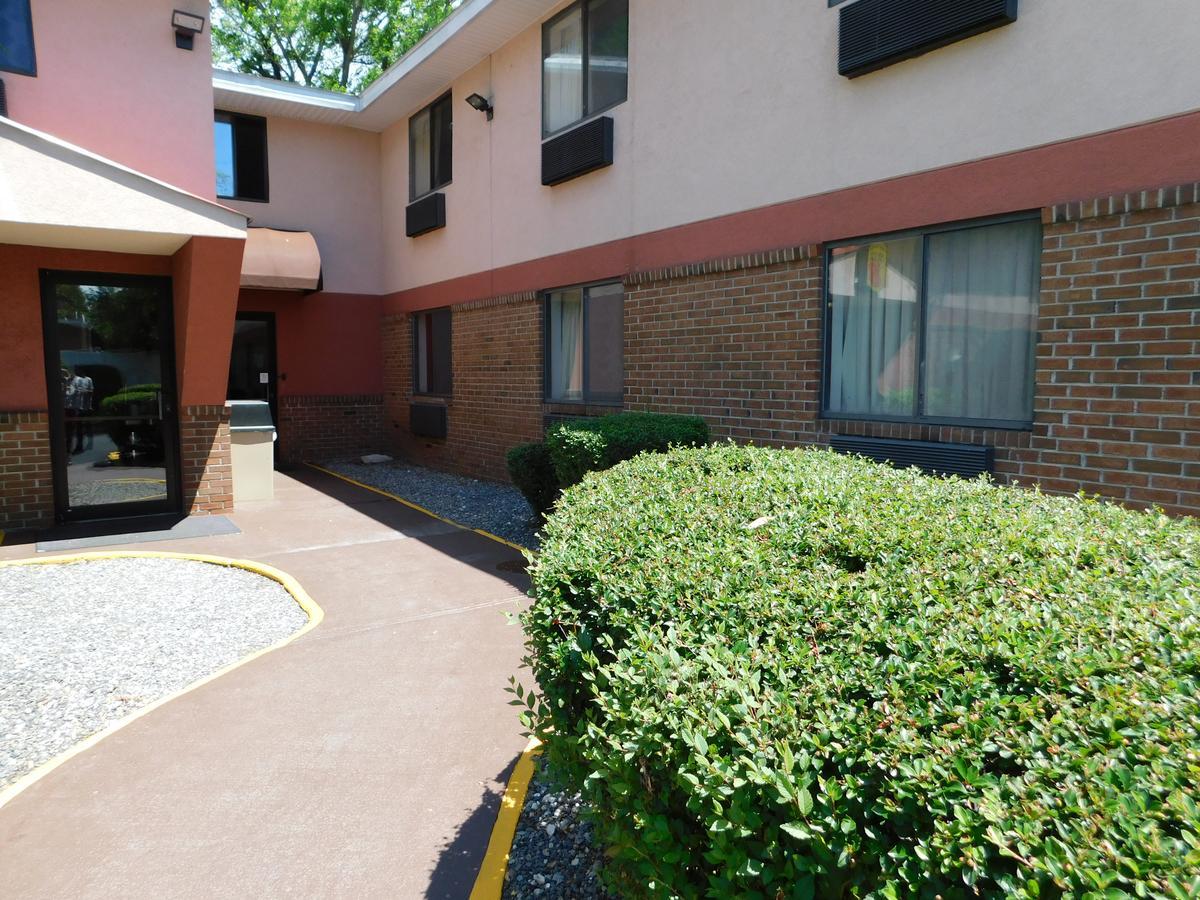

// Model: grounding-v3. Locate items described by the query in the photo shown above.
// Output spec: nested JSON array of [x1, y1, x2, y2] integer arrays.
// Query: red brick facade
[[384, 293, 544, 482], [0, 412, 54, 531], [180, 405, 233, 516], [276, 394, 386, 466], [380, 187, 1199, 516]]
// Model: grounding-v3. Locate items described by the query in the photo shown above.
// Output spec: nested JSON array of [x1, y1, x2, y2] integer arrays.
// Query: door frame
[[231, 311, 278, 426], [39, 270, 183, 524]]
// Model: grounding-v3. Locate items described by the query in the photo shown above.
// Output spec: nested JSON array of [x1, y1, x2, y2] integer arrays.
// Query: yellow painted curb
[[470, 737, 544, 900], [308, 463, 532, 554], [0, 550, 323, 811]]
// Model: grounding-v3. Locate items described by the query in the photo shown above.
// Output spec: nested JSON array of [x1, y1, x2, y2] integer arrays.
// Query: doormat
[[36, 516, 240, 553]]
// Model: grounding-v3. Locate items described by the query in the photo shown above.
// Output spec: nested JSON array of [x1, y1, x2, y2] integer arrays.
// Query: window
[[542, 0, 628, 137], [545, 282, 623, 404], [0, 0, 36, 76], [413, 308, 451, 395], [214, 112, 268, 202], [410, 93, 452, 201], [824, 216, 1040, 426]]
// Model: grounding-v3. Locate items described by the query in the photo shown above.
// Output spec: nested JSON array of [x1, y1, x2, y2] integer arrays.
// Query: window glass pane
[[923, 220, 1039, 422], [587, 0, 628, 114], [548, 289, 584, 401], [214, 118, 235, 198], [431, 96, 453, 190], [410, 108, 432, 198], [429, 308, 452, 395], [826, 237, 921, 418], [414, 312, 430, 393], [586, 283, 623, 403], [543, 7, 583, 133], [0, 0, 36, 75], [233, 116, 268, 201]]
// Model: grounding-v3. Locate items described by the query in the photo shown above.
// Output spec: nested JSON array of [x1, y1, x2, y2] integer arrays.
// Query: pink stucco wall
[[3, 0, 216, 198]]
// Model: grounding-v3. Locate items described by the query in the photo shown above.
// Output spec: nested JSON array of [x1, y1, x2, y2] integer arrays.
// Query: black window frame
[[0, 0, 37, 76], [409, 91, 453, 202], [820, 211, 1041, 431], [214, 110, 270, 203], [412, 307, 452, 397], [540, 0, 629, 139], [542, 279, 624, 406]]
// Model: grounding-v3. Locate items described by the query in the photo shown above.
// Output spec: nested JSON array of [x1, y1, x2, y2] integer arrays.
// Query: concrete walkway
[[0, 468, 531, 899]]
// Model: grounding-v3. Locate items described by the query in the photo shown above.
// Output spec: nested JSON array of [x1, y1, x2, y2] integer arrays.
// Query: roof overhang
[[0, 117, 246, 255], [211, 0, 563, 132]]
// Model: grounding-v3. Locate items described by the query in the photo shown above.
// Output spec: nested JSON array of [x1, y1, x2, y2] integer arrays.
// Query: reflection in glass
[[587, 0, 629, 114], [214, 117, 235, 198], [54, 283, 169, 509]]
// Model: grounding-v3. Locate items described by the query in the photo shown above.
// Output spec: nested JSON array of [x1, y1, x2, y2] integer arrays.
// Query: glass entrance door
[[41, 272, 181, 522]]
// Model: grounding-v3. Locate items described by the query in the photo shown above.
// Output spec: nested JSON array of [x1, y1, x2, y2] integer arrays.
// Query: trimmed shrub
[[546, 412, 710, 488], [507, 442, 559, 520], [516, 445, 1200, 898]]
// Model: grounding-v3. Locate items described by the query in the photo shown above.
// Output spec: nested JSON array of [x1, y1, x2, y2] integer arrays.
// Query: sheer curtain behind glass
[[214, 119, 235, 198], [410, 108, 432, 198], [923, 221, 1039, 422], [543, 7, 583, 134], [827, 237, 922, 417], [549, 289, 584, 400]]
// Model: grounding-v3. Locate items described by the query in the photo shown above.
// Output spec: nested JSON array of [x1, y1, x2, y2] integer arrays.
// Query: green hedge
[[506, 413, 710, 520], [546, 412, 710, 488], [506, 442, 559, 520], [516, 445, 1200, 898]]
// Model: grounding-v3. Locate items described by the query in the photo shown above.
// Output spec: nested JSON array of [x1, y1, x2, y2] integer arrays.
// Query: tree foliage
[[211, 0, 456, 93]]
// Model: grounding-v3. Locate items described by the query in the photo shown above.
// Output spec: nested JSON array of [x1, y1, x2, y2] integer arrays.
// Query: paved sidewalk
[[0, 467, 531, 899]]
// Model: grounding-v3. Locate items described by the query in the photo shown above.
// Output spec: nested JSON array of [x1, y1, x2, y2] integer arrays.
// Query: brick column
[[180, 405, 232, 515], [0, 411, 54, 531]]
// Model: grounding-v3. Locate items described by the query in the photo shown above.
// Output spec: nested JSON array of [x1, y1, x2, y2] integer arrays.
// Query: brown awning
[[240, 227, 321, 291]]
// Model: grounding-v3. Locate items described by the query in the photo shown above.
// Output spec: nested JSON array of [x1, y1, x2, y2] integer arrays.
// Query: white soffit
[[0, 117, 246, 255], [211, 0, 563, 132]]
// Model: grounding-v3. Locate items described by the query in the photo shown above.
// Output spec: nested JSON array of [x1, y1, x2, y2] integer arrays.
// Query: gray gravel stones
[[327, 460, 540, 550], [503, 758, 617, 900], [0, 557, 307, 788]]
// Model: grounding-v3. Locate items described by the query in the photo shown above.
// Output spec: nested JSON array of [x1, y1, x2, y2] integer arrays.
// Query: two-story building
[[2, 0, 1199, 535]]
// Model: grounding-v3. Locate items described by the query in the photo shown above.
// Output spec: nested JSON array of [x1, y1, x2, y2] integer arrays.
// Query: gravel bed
[[0, 558, 308, 788], [327, 460, 540, 550], [503, 758, 617, 900]]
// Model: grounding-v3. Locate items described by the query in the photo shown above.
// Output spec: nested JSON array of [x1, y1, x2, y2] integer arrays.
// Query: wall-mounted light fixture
[[465, 93, 494, 121], [172, 10, 206, 51]]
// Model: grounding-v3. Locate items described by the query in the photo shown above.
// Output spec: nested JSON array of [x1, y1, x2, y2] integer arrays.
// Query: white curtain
[[549, 289, 584, 400], [924, 221, 1039, 422], [827, 237, 921, 417], [543, 8, 583, 133], [410, 108, 432, 197]]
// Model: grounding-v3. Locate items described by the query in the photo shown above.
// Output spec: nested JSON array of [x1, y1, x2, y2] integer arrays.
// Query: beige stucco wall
[[3, 0, 217, 199], [223, 118, 384, 295], [373, 0, 1200, 293]]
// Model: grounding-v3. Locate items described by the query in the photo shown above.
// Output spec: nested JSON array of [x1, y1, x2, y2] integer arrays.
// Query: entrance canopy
[[239, 227, 322, 291], [0, 117, 246, 254]]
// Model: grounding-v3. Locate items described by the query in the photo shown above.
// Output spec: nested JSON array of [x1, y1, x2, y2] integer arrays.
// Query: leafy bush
[[506, 442, 559, 520], [546, 412, 710, 488], [516, 445, 1200, 899]]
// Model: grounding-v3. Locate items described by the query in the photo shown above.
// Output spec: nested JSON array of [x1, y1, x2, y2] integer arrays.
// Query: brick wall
[[180, 405, 232, 515], [0, 411, 53, 531], [383, 292, 544, 482], [1026, 187, 1200, 515], [624, 248, 824, 445], [276, 394, 386, 465]]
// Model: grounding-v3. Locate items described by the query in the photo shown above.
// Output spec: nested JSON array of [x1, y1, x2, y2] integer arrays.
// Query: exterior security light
[[172, 10, 206, 51], [465, 93, 494, 121]]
